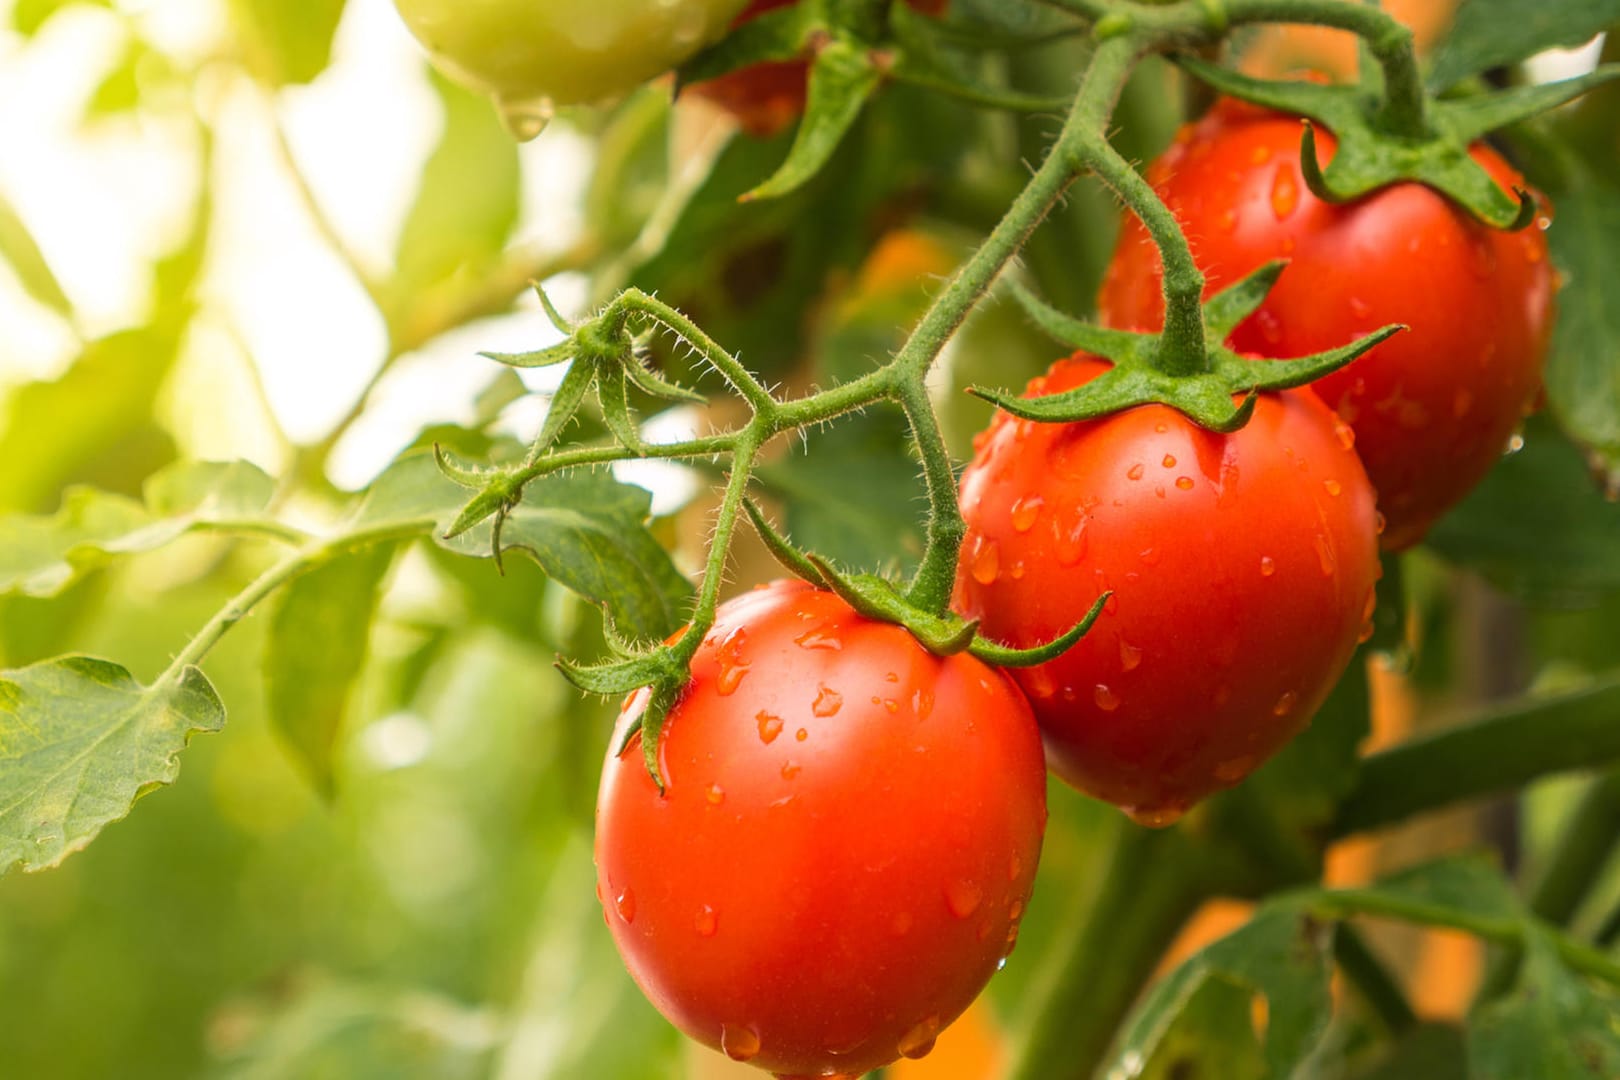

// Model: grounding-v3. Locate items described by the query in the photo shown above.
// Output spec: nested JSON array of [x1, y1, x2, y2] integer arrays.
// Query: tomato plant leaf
[[0, 461, 278, 598], [438, 469, 693, 642], [1427, 0, 1620, 92], [0, 189, 72, 318], [1425, 418, 1620, 602], [742, 39, 882, 202], [1541, 179, 1620, 494], [9, 0, 108, 36], [0, 656, 224, 875], [1468, 928, 1620, 1079], [391, 70, 522, 315], [1104, 905, 1334, 1079], [265, 545, 396, 799], [229, 0, 348, 86]]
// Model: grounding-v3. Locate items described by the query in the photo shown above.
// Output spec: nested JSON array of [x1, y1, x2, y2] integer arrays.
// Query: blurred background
[[0, 0, 1616, 1077]]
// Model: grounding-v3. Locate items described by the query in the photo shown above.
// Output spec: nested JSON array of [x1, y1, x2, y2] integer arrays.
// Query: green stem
[[614, 289, 777, 413], [192, 519, 312, 546], [1331, 672, 1620, 838], [898, 376, 965, 616], [511, 434, 739, 488], [1334, 926, 1417, 1035], [1005, 824, 1212, 1080], [680, 429, 765, 646]]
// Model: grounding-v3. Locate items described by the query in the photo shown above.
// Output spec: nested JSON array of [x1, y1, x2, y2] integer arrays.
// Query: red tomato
[[954, 356, 1379, 823], [686, 0, 948, 137], [596, 579, 1045, 1077], [1098, 101, 1556, 550]]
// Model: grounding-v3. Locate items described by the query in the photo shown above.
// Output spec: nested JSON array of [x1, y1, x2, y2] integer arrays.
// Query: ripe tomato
[[954, 356, 1379, 823], [392, 0, 751, 112], [685, 0, 949, 138], [595, 580, 1045, 1078], [1098, 100, 1556, 550]]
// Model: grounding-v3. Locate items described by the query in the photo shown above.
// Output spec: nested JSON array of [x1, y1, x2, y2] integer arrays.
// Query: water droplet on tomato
[[899, 1016, 941, 1059], [1126, 805, 1184, 828], [1214, 755, 1255, 782], [1505, 432, 1525, 455], [705, 784, 725, 806], [1260, 555, 1277, 577], [695, 905, 718, 937], [1008, 852, 1024, 881], [1322, 479, 1341, 497], [1093, 684, 1120, 712], [1010, 560, 1027, 580], [1056, 516, 1089, 565], [812, 685, 843, 716], [1011, 495, 1044, 533], [1315, 534, 1337, 576], [970, 538, 1001, 585], [794, 626, 843, 650], [945, 879, 983, 918], [615, 888, 637, 924], [1127, 462, 1145, 481], [1119, 641, 1143, 672], [1024, 665, 1057, 700], [1274, 690, 1298, 716], [1334, 421, 1356, 451], [496, 95, 553, 141], [757, 711, 783, 744], [796, 727, 808, 741], [781, 760, 801, 780], [716, 664, 749, 695], [721, 1024, 761, 1062], [913, 688, 936, 720], [1161, 453, 1177, 469], [1254, 308, 1282, 345], [715, 626, 750, 695], [1270, 164, 1298, 219], [1175, 476, 1194, 491]]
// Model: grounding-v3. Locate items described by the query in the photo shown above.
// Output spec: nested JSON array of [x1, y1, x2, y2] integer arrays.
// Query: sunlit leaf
[[1428, 0, 1619, 91], [0, 189, 72, 317], [265, 545, 396, 798], [0, 461, 278, 598], [230, 0, 348, 86], [10, 0, 109, 36], [0, 656, 224, 874]]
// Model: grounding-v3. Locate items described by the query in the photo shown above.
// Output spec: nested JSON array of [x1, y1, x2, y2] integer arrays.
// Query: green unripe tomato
[[392, 0, 752, 121]]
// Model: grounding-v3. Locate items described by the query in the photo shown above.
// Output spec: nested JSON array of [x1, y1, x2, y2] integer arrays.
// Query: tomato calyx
[[976, 262, 1402, 434], [1175, 54, 1620, 229], [744, 498, 1107, 666]]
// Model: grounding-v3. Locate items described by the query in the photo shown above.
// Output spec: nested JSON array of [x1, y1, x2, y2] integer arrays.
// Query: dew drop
[[705, 784, 725, 806], [1011, 495, 1044, 533], [794, 626, 844, 651], [1254, 308, 1283, 345], [1024, 665, 1057, 700], [695, 905, 718, 937], [1127, 462, 1145, 481], [812, 685, 843, 717], [716, 664, 749, 695], [1093, 684, 1121, 712], [1010, 560, 1027, 580], [945, 879, 983, 918], [899, 1016, 941, 1060], [970, 538, 1001, 585], [1008, 852, 1024, 882], [1334, 421, 1356, 451], [884, 672, 900, 683], [615, 888, 637, 924], [1322, 479, 1342, 497], [1175, 476, 1194, 491], [1119, 641, 1143, 671], [1161, 453, 1177, 469], [1274, 690, 1299, 716], [715, 626, 751, 695], [1315, 534, 1337, 576], [1260, 555, 1277, 577], [757, 711, 784, 744], [796, 727, 809, 741], [1214, 755, 1255, 782], [721, 1024, 761, 1063], [1056, 516, 1089, 566], [1505, 432, 1525, 455], [1126, 805, 1185, 828], [496, 95, 554, 141], [781, 760, 801, 780], [913, 688, 936, 719], [1270, 164, 1299, 219]]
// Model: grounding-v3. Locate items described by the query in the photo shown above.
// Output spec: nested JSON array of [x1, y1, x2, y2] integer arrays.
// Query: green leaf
[[265, 545, 396, 798], [350, 453, 468, 534], [229, 0, 348, 86], [1425, 417, 1620, 602], [1105, 905, 1334, 1079], [1468, 929, 1620, 1079], [0, 189, 71, 318], [1357, 853, 1523, 922], [392, 71, 521, 303], [0, 656, 225, 874], [1542, 180, 1620, 492], [1136, 978, 1267, 1080], [10, 0, 108, 35], [1428, 0, 1620, 92], [0, 327, 181, 514], [743, 39, 882, 202], [438, 470, 693, 642], [756, 408, 927, 574], [0, 461, 278, 598], [1352, 1024, 1469, 1080]]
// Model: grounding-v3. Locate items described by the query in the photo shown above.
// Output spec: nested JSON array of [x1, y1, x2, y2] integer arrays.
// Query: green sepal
[[1172, 54, 1610, 231], [480, 341, 576, 369], [556, 648, 676, 696], [637, 680, 682, 793], [1216, 324, 1405, 394], [1008, 282, 1149, 360], [1203, 261, 1288, 342], [675, 2, 817, 89], [533, 280, 574, 334], [533, 359, 594, 451], [596, 367, 645, 453], [620, 353, 707, 405], [743, 498, 829, 587], [969, 592, 1110, 668], [743, 39, 882, 202]]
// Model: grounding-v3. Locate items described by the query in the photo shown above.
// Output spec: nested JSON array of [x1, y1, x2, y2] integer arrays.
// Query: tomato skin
[[955, 357, 1379, 821], [1098, 101, 1556, 550], [392, 0, 752, 108], [595, 580, 1045, 1076], [686, 0, 949, 137]]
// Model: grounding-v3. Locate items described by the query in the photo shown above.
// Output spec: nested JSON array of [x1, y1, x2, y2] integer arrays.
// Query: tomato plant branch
[[1330, 672, 1620, 838], [1333, 927, 1417, 1035], [1005, 824, 1214, 1080]]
